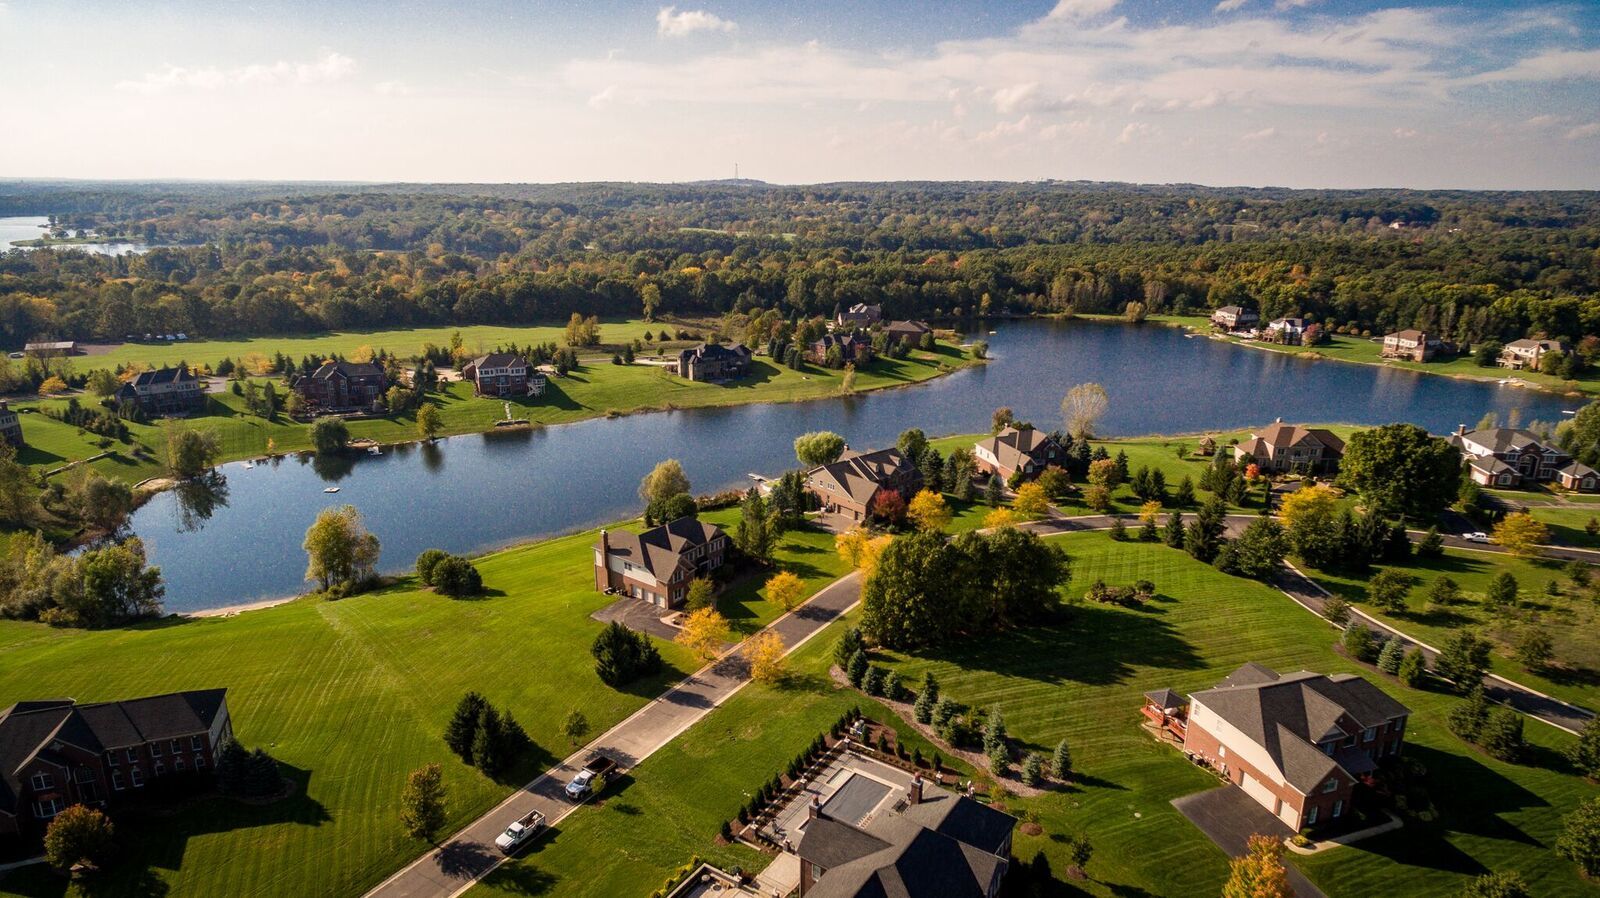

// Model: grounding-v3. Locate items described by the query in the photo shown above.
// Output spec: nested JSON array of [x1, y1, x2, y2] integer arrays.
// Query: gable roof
[[469, 352, 529, 372], [1244, 422, 1345, 455], [1505, 338, 1564, 352], [679, 342, 751, 364], [128, 364, 198, 387], [974, 426, 1060, 473], [799, 792, 1014, 898], [1457, 428, 1550, 455], [1190, 665, 1409, 793], [807, 447, 917, 506], [311, 360, 384, 380], [884, 320, 931, 337], [598, 517, 726, 581]]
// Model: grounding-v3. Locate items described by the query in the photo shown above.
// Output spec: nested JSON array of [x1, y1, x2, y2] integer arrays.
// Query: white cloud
[[1568, 123, 1600, 140], [588, 85, 618, 108], [1463, 48, 1600, 84], [1392, 127, 1419, 139], [1274, 0, 1320, 10], [1213, 0, 1249, 11], [1117, 122, 1155, 144], [116, 50, 355, 94], [1047, 0, 1120, 20], [656, 6, 737, 38], [1241, 126, 1276, 142], [374, 80, 412, 97]]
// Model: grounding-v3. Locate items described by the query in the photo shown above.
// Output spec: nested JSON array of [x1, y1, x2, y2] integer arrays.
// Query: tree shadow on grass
[[1398, 744, 1548, 850], [479, 827, 565, 896], [921, 605, 1203, 687], [1540, 663, 1600, 691]]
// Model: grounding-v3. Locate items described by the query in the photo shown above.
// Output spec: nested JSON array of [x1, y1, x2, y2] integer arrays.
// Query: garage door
[[1278, 800, 1300, 829], [1239, 773, 1278, 815]]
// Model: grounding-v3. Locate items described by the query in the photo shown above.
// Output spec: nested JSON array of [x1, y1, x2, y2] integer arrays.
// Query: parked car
[[493, 809, 546, 854], [564, 754, 618, 799], [1464, 531, 1490, 543]]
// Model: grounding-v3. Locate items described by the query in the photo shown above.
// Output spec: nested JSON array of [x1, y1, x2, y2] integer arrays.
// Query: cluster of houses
[[1145, 663, 1412, 832], [814, 304, 934, 365], [0, 689, 233, 840]]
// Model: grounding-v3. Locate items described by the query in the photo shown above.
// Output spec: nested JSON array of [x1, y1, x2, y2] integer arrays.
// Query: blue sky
[[1, 0, 1597, 187]]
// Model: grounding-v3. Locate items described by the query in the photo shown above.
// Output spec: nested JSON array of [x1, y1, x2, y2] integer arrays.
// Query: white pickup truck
[[493, 810, 546, 854], [564, 755, 619, 799]]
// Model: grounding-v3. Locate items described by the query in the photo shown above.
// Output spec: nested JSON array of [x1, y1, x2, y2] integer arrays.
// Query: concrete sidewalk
[[364, 572, 863, 898]]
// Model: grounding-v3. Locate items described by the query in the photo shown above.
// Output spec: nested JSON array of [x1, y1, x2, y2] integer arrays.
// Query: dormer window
[[1322, 778, 1338, 794]]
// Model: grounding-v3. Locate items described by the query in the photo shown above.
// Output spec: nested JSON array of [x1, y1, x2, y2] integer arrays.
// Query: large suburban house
[[1182, 664, 1410, 831], [1380, 329, 1449, 362], [1263, 317, 1306, 345], [1499, 338, 1567, 371], [1447, 426, 1595, 490], [0, 690, 232, 840], [808, 332, 875, 366], [676, 342, 752, 382], [973, 426, 1064, 481], [835, 303, 883, 330], [115, 364, 205, 416], [294, 360, 389, 413], [805, 447, 923, 522], [797, 777, 1015, 898], [593, 518, 729, 608], [0, 401, 22, 448], [1232, 420, 1345, 475], [883, 320, 932, 347], [1211, 306, 1259, 331], [461, 353, 545, 398]]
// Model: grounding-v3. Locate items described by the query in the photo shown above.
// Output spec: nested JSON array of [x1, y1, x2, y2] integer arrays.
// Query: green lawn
[[1303, 547, 1600, 709], [1530, 506, 1600, 549], [472, 534, 1599, 898], [18, 342, 977, 488], [0, 524, 719, 898]]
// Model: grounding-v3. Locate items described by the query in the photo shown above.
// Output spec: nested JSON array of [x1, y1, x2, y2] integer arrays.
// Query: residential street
[[362, 572, 862, 898]]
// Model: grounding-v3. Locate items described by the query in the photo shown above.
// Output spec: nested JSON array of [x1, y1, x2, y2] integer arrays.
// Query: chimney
[[808, 796, 823, 820], [599, 529, 609, 552], [909, 773, 924, 805], [1456, 424, 1467, 436], [1274, 417, 1283, 424]]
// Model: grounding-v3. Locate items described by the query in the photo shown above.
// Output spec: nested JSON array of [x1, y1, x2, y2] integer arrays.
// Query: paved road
[[1172, 787, 1328, 898], [364, 572, 863, 898]]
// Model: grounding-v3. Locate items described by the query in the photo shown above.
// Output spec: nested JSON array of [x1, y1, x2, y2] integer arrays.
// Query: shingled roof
[[311, 360, 384, 380], [597, 518, 726, 581], [468, 352, 529, 371], [1189, 665, 1409, 794], [798, 791, 1014, 898], [128, 364, 198, 387], [974, 426, 1059, 474], [807, 447, 916, 506], [1239, 422, 1345, 455]]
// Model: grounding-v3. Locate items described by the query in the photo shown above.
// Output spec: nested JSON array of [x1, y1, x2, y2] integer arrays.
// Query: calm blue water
[[0, 215, 160, 256], [130, 319, 1572, 612]]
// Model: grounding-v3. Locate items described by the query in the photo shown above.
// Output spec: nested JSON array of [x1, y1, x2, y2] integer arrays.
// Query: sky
[[1, 0, 1597, 189]]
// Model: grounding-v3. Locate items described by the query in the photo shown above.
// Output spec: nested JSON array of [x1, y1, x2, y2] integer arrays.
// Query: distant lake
[[0, 215, 163, 256], [126, 318, 1575, 613]]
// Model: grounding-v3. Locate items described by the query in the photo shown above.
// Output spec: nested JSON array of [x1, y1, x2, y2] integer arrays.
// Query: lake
[[0, 215, 161, 256], [129, 318, 1574, 612]]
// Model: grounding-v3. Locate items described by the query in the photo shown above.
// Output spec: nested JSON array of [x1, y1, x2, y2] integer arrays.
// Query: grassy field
[[17, 342, 977, 487], [1529, 505, 1600, 549], [0, 507, 844, 898], [470, 534, 1597, 898], [1304, 547, 1600, 709], [66, 321, 672, 372]]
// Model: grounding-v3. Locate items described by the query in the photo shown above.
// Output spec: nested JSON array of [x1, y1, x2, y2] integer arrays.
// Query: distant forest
[[0, 179, 1596, 351]]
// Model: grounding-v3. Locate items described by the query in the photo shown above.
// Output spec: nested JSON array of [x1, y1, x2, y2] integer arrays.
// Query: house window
[[194, 754, 206, 770], [111, 770, 126, 791], [129, 767, 144, 788], [1321, 742, 1335, 757], [30, 772, 53, 791], [171, 739, 182, 754], [174, 757, 186, 772], [1332, 800, 1345, 818], [151, 741, 163, 757], [153, 761, 165, 777], [126, 748, 138, 764], [1322, 779, 1338, 794], [108, 751, 120, 767], [192, 735, 204, 751], [34, 797, 65, 819], [1363, 727, 1377, 742], [1305, 806, 1319, 826]]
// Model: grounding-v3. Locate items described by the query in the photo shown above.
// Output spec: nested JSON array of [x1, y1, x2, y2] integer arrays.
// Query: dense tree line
[[0, 181, 1595, 351]]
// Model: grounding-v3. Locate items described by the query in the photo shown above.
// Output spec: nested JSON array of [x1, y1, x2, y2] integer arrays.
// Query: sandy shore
[[184, 594, 302, 619]]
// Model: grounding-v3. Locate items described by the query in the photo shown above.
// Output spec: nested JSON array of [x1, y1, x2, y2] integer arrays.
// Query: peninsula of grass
[[0, 507, 848, 898], [470, 534, 1598, 898], [17, 341, 978, 487]]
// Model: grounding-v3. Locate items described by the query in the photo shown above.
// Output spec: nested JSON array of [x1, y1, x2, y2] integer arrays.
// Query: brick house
[[1447, 426, 1584, 489], [114, 364, 205, 416], [294, 360, 388, 413], [1232, 420, 1345, 475], [808, 332, 875, 366], [883, 320, 932, 347], [1211, 306, 1259, 331], [1380, 329, 1449, 362], [796, 778, 1014, 898], [1558, 462, 1600, 492], [1181, 664, 1410, 831], [676, 343, 753, 382], [835, 303, 883, 330], [0, 401, 22, 448], [593, 518, 729, 608], [0, 690, 232, 840], [461, 353, 545, 398], [973, 426, 1064, 481], [805, 447, 923, 522], [1498, 338, 1567, 371]]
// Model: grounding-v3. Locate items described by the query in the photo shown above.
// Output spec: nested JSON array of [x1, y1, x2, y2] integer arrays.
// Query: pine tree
[[847, 650, 869, 688], [1020, 752, 1044, 787], [1449, 685, 1491, 742], [1174, 475, 1196, 507], [1397, 647, 1428, 688], [1377, 636, 1406, 675], [215, 737, 250, 795], [473, 706, 505, 775], [1163, 511, 1186, 548], [445, 692, 488, 763], [834, 627, 865, 669], [1051, 739, 1073, 780], [985, 474, 1003, 507]]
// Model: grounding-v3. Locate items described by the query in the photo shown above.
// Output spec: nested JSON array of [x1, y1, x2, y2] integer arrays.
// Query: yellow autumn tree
[[745, 630, 787, 684], [906, 489, 952, 533], [984, 507, 1018, 529], [836, 528, 871, 569], [1222, 834, 1293, 898], [1278, 483, 1341, 532], [1139, 500, 1164, 524], [1492, 512, 1550, 558], [765, 570, 806, 612], [240, 352, 273, 376], [675, 607, 730, 660], [1013, 482, 1051, 519], [37, 375, 68, 395]]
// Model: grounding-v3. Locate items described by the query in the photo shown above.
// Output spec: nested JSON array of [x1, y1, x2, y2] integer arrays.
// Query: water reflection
[[171, 471, 230, 533]]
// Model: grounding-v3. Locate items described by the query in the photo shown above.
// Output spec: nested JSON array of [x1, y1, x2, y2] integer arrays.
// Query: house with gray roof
[[0, 690, 231, 840], [1232, 419, 1345, 475], [796, 776, 1014, 898], [804, 446, 922, 523], [593, 517, 729, 608], [973, 426, 1064, 481], [1447, 425, 1587, 490], [114, 364, 205, 416], [1180, 664, 1409, 831], [1498, 338, 1567, 371], [676, 342, 752, 382]]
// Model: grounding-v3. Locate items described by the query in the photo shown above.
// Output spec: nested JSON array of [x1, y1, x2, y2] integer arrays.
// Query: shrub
[[1342, 624, 1377, 663], [1449, 686, 1491, 742], [1397, 647, 1428, 688], [1377, 636, 1406, 674], [431, 555, 483, 597], [1479, 708, 1525, 762], [415, 548, 449, 585]]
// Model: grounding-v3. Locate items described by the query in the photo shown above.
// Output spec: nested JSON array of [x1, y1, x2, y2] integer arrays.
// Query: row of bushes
[[730, 716, 851, 832], [415, 549, 483, 597]]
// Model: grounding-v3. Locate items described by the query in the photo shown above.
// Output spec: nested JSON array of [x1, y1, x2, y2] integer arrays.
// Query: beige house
[[1211, 306, 1259, 331], [973, 426, 1063, 481], [1498, 338, 1567, 371], [1380, 329, 1448, 362], [1232, 420, 1344, 475]]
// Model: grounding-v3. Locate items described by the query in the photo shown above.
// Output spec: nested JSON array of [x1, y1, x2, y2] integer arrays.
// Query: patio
[[755, 749, 926, 852]]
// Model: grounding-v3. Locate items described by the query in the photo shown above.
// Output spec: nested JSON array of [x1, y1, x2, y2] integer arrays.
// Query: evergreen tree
[[834, 627, 865, 669], [1480, 707, 1525, 761], [1173, 475, 1196, 507], [1570, 716, 1600, 780], [1051, 738, 1073, 780], [215, 737, 250, 796], [1398, 647, 1428, 687], [472, 706, 505, 776], [1020, 752, 1044, 787], [445, 692, 488, 762], [985, 474, 1003, 507], [1377, 636, 1406, 674], [1449, 685, 1492, 742], [847, 649, 869, 688]]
